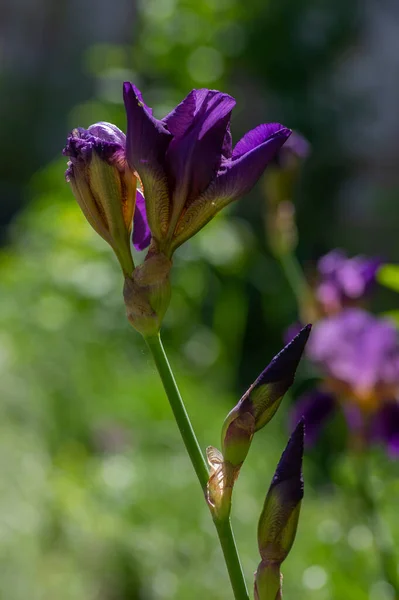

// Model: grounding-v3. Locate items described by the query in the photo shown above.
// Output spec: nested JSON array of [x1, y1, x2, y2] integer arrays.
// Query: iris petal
[[123, 82, 172, 241], [163, 90, 197, 137], [232, 123, 288, 158], [171, 125, 290, 250], [133, 189, 151, 251], [165, 90, 236, 226]]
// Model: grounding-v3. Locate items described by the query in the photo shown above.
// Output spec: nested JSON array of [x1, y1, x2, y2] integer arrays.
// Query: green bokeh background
[[2, 0, 399, 599]]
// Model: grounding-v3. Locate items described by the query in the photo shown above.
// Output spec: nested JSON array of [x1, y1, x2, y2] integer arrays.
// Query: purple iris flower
[[123, 83, 291, 256], [63, 122, 151, 253], [292, 308, 399, 456], [316, 250, 381, 314]]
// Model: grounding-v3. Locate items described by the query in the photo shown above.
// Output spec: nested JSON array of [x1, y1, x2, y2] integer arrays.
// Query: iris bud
[[222, 325, 311, 470], [63, 122, 136, 276], [255, 420, 305, 600]]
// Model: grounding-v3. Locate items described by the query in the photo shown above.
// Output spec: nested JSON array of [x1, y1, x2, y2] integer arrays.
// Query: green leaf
[[377, 264, 399, 293]]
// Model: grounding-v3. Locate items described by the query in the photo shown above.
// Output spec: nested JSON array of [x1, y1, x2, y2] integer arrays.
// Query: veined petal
[[291, 389, 336, 446], [123, 82, 172, 240], [171, 125, 291, 251], [232, 123, 287, 158], [165, 90, 236, 227], [163, 89, 197, 137], [133, 189, 151, 251]]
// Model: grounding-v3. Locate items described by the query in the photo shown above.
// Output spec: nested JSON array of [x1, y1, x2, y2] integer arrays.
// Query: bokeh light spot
[[348, 524, 373, 550], [187, 46, 224, 83], [317, 518, 342, 544], [369, 581, 395, 600], [302, 565, 328, 590]]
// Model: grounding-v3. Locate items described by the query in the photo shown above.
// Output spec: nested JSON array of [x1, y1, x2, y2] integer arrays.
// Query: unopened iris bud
[[63, 122, 138, 276], [254, 420, 305, 600], [222, 325, 311, 470]]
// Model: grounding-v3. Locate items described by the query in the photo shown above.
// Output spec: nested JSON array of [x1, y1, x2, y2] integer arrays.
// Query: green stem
[[145, 333, 208, 487], [214, 517, 251, 600], [144, 333, 249, 600]]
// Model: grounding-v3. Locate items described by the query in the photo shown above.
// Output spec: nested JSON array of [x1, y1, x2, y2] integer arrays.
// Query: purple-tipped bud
[[251, 326, 311, 431], [63, 123, 138, 275], [257, 420, 305, 564], [222, 325, 310, 468], [254, 421, 304, 600]]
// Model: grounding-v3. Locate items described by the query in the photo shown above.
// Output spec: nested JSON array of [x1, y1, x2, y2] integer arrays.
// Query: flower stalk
[[144, 333, 249, 600]]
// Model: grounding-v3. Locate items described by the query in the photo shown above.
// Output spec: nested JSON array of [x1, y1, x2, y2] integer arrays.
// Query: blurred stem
[[353, 453, 399, 599], [144, 333, 249, 600], [277, 250, 316, 323]]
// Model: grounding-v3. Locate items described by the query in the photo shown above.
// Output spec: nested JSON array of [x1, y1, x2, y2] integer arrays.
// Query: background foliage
[[1, 0, 399, 598]]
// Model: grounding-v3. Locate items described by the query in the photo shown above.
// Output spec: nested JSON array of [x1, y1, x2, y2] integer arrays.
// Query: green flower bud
[[123, 251, 172, 337], [222, 326, 310, 468]]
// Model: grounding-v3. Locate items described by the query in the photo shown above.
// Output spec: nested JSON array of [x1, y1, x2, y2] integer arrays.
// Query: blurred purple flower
[[123, 83, 291, 255], [308, 308, 399, 392], [274, 130, 310, 168], [292, 308, 399, 456], [316, 250, 381, 314]]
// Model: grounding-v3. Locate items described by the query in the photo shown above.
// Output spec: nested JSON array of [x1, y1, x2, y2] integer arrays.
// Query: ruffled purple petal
[[133, 189, 151, 251], [165, 90, 236, 205], [63, 123, 126, 180], [87, 122, 126, 146], [123, 82, 172, 239], [291, 389, 337, 446], [371, 401, 399, 458]]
